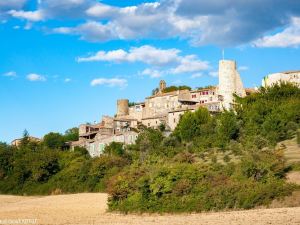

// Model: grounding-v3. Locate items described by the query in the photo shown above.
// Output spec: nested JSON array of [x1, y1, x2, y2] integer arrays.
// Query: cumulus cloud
[[8, 9, 45, 21], [141, 68, 163, 78], [254, 17, 300, 48], [78, 45, 180, 66], [78, 45, 208, 76], [90, 78, 127, 88], [4, 0, 300, 47], [0, 0, 27, 11], [26, 73, 46, 81], [172, 55, 209, 74], [53, 21, 117, 42]]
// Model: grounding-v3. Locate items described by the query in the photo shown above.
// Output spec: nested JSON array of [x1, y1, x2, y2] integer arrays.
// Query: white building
[[262, 71, 300, 87], [218, 60, 246, 110]]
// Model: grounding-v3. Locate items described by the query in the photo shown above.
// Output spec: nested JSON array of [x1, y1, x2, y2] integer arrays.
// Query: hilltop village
[[68, 59, 298, 157]]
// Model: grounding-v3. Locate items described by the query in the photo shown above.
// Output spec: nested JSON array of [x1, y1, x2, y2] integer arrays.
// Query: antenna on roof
[[222, 49, 225, 60]]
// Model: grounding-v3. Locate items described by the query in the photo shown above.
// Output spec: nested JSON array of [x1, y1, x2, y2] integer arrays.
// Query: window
[[174, 119, 176, 123], [192, 94, 197, 98]]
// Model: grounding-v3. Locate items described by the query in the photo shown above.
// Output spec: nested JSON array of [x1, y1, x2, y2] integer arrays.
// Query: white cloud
[[85, 3, 117, 18], [8, 9, 45, 21], [64, 78, 71, 82], [172, 55, 209, 74], [3, 0, 300, 47], [254, 17, 300, 48], [53, 21, 117, 42], [0, 0, 27, 11], [78, 45, 209, 75], [26, 73, 46, 81], [90, 78, 127, 88], [141, 68, 163, 78], [3, 71, 17, 77], [78, 45, 180, 66]]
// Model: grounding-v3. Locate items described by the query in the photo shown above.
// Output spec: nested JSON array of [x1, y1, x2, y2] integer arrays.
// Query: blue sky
[[1, 0, 300, 143]]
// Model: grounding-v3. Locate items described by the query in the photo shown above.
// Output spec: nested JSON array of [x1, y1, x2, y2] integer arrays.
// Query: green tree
[[104, 142, 124, 157], [174, 108, 211, 142], [20, 129, 30, 147], [43, 132, 65, 149], [64, 127, 79, 142], [216, 111, 239, 147]]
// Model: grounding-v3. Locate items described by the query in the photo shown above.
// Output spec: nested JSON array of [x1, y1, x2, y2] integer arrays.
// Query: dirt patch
[[287, 171, 300, 185], [0, 193, 300, 225]]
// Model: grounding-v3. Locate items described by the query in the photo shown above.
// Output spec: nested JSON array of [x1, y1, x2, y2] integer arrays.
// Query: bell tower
[[159, 80, 166, 93]]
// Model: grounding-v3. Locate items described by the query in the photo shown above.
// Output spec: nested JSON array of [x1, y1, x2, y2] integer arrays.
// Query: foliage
[[64, 127, 79, 142], [43, 132, 65, 149], [104, 142, 125, 157], [162, 85, 192, 93], [0, 83, 299, 212]]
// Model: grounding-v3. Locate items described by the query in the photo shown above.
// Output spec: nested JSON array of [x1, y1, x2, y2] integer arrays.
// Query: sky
[[0, 0, 300, 143]]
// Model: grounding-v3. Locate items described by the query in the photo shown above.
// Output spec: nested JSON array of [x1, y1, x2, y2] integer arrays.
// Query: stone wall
[[262, 71, 300, 87], [218, 60, 246, 110], [117, 99, 129, 117]]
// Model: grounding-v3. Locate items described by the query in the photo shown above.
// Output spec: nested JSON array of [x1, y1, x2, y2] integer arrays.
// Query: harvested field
[[0, 193, 300, 225]]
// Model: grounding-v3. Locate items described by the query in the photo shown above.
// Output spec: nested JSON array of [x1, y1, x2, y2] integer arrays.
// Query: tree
[[174, 108, 211, 142], [43, 132, 65, 149], [104, 142, 124, 157], [20, 129, 30, 147], [64, 127, 79, 142], [216, 111, 239, 147]]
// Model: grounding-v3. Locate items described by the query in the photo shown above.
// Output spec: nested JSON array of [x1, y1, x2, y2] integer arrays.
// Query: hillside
[[0, 83, 300, 214]]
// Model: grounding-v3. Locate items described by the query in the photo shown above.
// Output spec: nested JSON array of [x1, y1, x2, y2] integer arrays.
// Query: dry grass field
[[1, 193, 300, 225]]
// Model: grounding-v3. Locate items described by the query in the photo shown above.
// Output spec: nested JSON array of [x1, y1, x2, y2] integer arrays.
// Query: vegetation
[[163, 85, 192, 93], [197, 85, 215, 90], [0, 83, 299, 213], [152, 85, 192, 95]]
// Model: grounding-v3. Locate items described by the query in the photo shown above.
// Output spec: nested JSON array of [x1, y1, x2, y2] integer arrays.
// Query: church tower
[[159, 80, 166, 93]]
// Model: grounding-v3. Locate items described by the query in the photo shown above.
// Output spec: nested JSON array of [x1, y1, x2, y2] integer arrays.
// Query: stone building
[[71, 59, 248, 157], [262, 71, 300, 87], [218, 60, 246, 110], [11, 136, 41, 147]]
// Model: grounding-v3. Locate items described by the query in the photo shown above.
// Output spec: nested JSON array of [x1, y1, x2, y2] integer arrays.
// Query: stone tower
[[159, 80, 166, 93], [218, 60, 246, 110], [117, 99, 129, 117]]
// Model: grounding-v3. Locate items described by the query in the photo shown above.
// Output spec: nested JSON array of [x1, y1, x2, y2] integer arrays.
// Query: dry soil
[[1, 193, 300, 225]]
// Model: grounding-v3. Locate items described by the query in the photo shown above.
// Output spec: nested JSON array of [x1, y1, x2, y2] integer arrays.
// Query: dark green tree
[[64, 127, 79, 142], [43, 132, 65, 149]]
